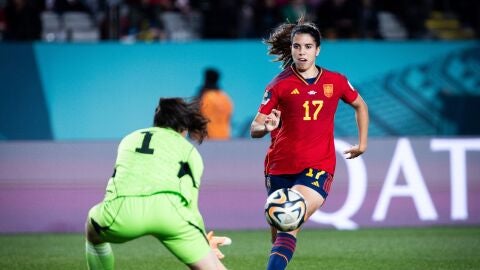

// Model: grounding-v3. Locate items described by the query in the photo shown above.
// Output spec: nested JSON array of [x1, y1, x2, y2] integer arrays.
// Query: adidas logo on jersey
[[290, 89, 300, 94], [311, 181, 320, 187]]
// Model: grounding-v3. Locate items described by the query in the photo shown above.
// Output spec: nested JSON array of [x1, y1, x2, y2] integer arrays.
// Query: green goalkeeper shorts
[[88, 193, 210, 264]]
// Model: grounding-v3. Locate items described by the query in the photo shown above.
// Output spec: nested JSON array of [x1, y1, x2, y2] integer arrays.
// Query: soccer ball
[[264, 188, 306, 232]]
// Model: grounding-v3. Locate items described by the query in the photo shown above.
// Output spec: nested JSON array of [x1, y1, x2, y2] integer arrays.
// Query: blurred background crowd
[[0, 0, 478, 42]]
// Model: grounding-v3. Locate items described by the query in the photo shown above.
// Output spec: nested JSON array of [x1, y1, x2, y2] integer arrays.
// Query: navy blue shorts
[[265, 168, 334, 199]]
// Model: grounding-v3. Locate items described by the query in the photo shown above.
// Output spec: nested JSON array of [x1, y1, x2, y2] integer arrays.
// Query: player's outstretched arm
[[250, 110, 281, 138], [345, 95, 369, 159]]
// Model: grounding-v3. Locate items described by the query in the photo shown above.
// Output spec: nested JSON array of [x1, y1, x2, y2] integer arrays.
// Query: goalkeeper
[[85, 97, 229, 270]]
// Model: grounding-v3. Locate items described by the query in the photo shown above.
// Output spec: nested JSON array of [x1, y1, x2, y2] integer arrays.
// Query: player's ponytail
[[265, 16, 322, 69], [265, 22, 296, 69], [153, 98, 208, 143]]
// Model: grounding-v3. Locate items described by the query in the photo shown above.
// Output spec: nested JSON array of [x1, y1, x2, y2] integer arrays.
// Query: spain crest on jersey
[[323, 84, 333, 98]]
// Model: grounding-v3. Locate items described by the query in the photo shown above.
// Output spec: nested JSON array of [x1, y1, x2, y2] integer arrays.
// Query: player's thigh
[[153, 197, 211, 265], [87, 201, 127, 243], [266, 168, 332, 198], [292, 168, 333, 218], [292, 184, 325, 219], [161, 228, 210, 266], [87, 197, 152, 243], [85, 210, 104, 244], [265, 174, 295, 195]]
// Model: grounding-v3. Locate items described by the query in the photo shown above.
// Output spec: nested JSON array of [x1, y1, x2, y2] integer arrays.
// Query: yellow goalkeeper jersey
[[104, 127, 203, 207]]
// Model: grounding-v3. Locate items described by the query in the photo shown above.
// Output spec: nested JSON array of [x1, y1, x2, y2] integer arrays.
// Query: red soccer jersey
[[258, 66, 358, 175]]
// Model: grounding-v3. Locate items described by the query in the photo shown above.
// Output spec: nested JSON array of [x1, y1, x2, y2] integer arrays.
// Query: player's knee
[[85, 219, 104, 244], [84, 218, 91, 237], [292, 186, 324, 217]]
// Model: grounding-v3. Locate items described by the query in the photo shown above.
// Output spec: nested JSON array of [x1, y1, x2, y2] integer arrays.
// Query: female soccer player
[[85, 97, 228, 270], [251, 18, 369, 270]]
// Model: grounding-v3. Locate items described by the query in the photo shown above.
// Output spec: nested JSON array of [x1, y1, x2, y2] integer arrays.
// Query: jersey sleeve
[[258, 87, 279, 115], [340, 75, 359, 104]]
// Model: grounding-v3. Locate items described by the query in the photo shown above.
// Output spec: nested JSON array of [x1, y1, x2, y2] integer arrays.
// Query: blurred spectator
[[0, 4, 5, 39], [429, 0, 479, 39], [4, 0, 41, 41], [195, 0, 238, 39], [237, 0, 254, 38], [281, 0, 309, 23], [121, 0, 165, 41], [316, 0, 361, 39], [157, 0, 201, 41], [451, 0, 480, 38], [358, 0, 379, 39], [1, 0, 479, 42], [376, 0, 429, 39], [197, 68, 234, 140], [54, 0, 93, 14], [252, 0, 282, 38]]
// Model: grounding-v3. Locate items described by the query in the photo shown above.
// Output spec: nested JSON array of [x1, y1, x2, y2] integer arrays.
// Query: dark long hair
[[153, 98, 208, 143], [264, 16, 322, 69]]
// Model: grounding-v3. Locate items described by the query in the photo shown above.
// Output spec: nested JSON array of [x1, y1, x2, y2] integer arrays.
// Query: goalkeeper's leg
[[188, 249, 227, 270], [85, 218, 114, 270]]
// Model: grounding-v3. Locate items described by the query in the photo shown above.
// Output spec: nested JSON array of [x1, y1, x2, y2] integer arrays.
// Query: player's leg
[[85, 196, 147, 270], [265, 174, 294, 243], [270, 226, 277, 244], [159, 221, 227, 270], [85, 203, 115, 270], [188, 250, 227, 270], [292, 185, 326, 222], [151, 193, 228, 270], [267, 185, 325, 270], [291, 168, 332, 222], [265, 174, 297, 270], [266, 169, 330, 270]]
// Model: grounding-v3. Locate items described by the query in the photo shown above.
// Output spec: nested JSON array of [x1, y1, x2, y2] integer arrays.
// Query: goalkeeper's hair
[[264, 16, 322, 69], [153, 97, 208, 143]]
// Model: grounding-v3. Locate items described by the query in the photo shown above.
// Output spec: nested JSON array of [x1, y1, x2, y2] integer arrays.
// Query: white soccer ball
[[264, 188, 307, 232]]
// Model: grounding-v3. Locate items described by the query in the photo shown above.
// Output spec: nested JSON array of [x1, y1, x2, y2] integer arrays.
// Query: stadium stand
[[1, 0, 479, 42], [335, 46, 480, 137]]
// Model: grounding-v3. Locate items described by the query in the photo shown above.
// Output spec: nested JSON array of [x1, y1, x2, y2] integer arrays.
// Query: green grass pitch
[[1, 226, 479, 269]]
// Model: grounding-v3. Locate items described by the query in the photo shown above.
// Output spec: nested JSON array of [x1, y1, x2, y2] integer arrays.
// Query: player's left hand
[[344, 144, 366, 159], [265, 109, 281, 131], [207, 231, 232, 260]]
